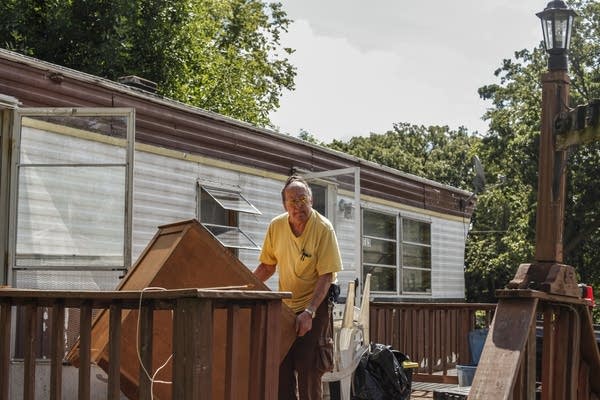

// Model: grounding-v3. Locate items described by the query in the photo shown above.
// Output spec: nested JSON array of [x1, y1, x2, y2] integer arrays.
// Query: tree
[[0, 0, 296, 127], [296, 129, 322, 145], [327, 123, 480, 190]]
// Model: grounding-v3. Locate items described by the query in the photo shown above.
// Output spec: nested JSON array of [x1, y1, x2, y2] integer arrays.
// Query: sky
[[269, 0, 545, 143]]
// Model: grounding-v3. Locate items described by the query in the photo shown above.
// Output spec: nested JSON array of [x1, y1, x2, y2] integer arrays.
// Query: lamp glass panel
[[565, 15, 573, 49], [554, 18, 568, 49], [544, 19, 554, 49]]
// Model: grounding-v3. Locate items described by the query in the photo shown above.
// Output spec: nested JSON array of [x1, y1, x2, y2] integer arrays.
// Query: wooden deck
[[411, 382, 470, 400], [2, 287, 597, 399]]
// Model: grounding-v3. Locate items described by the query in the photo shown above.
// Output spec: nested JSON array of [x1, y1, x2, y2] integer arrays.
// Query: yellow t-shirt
[[259, 209, 343, 312]]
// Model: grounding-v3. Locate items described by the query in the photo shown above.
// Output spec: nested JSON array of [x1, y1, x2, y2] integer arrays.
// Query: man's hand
[[296, 310, 313, 336]]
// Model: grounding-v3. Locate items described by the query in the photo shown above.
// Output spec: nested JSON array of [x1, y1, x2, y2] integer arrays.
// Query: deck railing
[[370, 301, 497, 384], [0, 288, 288, 400]]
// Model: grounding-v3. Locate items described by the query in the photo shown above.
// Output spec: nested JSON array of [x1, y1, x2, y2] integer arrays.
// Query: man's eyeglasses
[[286, 195, 310, 207]]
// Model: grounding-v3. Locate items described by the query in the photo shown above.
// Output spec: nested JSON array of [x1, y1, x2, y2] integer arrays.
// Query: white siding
[[132, 151, 198, 260], [14, 128, 469, 299], [431, 218, 467, 299]]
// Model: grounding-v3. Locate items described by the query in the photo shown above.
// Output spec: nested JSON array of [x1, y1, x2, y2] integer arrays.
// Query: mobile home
[[0, 48, 474, 302]]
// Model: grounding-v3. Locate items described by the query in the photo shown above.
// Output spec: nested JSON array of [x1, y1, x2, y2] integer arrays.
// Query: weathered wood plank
[[50, 302, 65, 400], [138, 302, 154, 400], [469, 297, 538, 400], [553, 308, 569, 399], [108, 303, 122, 400], [555, 123, 600, 150], [579, 361, 590, 400], [225, 305, 241, 400], [580, 303, 600, 395], [541, 307, 556, 400], [23, 304, 37, 400], [567, 308, 581, 400], [248, 304, 267, 400], [172, 298, 213, 400], [78, 303, 92, 400], [525, 321, 537, 400], [263, 301, 282, 400], [0, 302, 12, 400]]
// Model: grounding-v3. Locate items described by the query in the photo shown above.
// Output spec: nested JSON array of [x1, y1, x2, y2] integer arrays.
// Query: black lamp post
[[536, 0, 577, 70]]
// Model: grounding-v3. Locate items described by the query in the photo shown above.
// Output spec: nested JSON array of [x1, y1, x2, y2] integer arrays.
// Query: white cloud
[[270, 1, 545, 143]]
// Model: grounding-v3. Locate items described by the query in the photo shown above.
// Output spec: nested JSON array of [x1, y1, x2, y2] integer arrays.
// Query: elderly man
[[254, 175, 343, 400]]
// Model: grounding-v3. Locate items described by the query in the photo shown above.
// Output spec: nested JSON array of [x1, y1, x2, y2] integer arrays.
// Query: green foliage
[[327, 123, 480, 190], [0, 0, 296, 127], [296, 129, 323, 145]]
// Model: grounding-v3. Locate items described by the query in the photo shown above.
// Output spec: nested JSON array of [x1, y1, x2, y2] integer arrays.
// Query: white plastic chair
[[322, 274, 371, 400]]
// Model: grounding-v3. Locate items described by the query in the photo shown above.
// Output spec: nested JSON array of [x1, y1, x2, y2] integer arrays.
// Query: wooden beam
[[469, 297, 538, 400], [555, 124, 600, 150]]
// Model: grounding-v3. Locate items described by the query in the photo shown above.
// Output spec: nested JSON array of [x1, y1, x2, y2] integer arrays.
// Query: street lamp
[[536, 0, 577, 70], [509, 1, 579, 295]]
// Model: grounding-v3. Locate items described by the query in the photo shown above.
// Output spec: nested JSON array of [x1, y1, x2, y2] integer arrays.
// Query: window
[[362, 210, 397, 292], [9, 109, 134, 290], [198, 185, 261, 252], [401, 218, 431, 293], [309, 184, 326, 216], [362, 209, 431, 295]]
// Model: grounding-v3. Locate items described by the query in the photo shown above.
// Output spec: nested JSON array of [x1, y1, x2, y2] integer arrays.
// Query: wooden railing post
[[224, 304, 241, 400], [50, 300, 65, 400], [78, 301, 92, 400], [108, 303, 122, 400], [23, 303, 38, 400], [0, 302, 11, 400], [248, 303, 267, 400], [263, 300, 282, 400], [172, 297, 213, 400], [138, 301, 154, 400]]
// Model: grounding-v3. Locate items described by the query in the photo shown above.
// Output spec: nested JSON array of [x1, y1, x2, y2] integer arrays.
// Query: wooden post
[[535, 70, 569, 262], [78, 302, 92, 400], [138, 302, 154, 400], [508, 70, 580, 297], [0, 302, 12, 400], [172, 297, 213, 400], [50, 302, 65, 400]]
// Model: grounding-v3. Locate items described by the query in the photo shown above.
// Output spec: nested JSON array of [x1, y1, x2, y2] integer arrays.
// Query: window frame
[[7, 108, 135, 279], [399, 216, 432, 295], [362, 208, 432, 296], [197, 183, 261, 251]]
